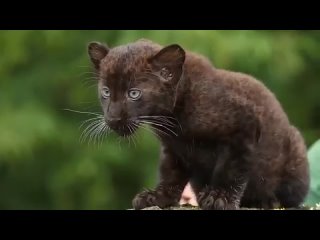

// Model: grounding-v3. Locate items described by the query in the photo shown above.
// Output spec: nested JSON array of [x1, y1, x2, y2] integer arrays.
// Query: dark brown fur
[[87, 39, 310, 209]]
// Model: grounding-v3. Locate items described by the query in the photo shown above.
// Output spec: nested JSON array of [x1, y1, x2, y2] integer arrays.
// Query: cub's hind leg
[[276, 126, 310, 208]]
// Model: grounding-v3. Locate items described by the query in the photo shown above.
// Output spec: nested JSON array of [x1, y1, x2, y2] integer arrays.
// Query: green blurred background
[[0, 30, 319, 209]]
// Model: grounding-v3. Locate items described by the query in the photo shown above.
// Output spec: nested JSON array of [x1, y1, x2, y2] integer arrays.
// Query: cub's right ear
[[87, 42, 109, 69]]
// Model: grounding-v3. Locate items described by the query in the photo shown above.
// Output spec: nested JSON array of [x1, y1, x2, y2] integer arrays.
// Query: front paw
[[198, 188, 240, 210], [132, 186, 182, 210], [132, 190, 158, 210]]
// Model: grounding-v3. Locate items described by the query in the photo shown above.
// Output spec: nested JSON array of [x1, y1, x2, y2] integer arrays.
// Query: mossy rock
[[130, 203, 320, 210]]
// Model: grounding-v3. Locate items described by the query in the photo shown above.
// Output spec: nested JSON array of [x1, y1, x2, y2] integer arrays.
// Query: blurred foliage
[[305, 140, 320, 205], [0, 30, 319, 209]]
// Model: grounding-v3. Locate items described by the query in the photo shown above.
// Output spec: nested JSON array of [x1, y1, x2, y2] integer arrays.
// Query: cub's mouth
[[107, 116, 180, 138], [108, 121, 139, 137]]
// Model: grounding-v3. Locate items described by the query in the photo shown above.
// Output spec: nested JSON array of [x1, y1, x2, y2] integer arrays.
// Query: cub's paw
[[132, 190, 157, 210], [132, 187, 180, 210], [198, 188, 240, 210]]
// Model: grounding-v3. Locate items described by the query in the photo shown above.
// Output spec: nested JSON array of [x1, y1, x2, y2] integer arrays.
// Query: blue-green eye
[[101, 87, 110, 98], [128, 88, 142, 100]]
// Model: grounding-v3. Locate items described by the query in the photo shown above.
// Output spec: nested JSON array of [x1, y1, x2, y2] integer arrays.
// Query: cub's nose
[[106, 117, 122, 129]]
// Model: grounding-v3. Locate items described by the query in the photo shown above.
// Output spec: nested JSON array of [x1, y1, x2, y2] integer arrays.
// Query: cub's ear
[[148, 44, 185, 67], [87, 41, 109, 69]]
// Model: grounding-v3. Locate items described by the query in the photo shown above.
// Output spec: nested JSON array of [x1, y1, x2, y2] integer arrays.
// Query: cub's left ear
[[148, 44, 185, 67], [88, 41, 109, 69]]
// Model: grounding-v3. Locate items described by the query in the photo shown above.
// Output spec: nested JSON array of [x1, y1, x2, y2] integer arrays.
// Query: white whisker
[[80, 119, 103, 143], [79, 116, 104, 130], [81, 119, 104, 144], [89, 121, 105, 146], [137, 122, 167, 139], [139, 120, 178, 137], [141, 115, 182, 132], [63, 108, 102, 116], [84, 121, 101, 145], [98, 125, 107, 147], [93, 122, 105, 146], [134, 123, 159, 139], [138, 117, 176, 128], [128, 123, 137, 148]]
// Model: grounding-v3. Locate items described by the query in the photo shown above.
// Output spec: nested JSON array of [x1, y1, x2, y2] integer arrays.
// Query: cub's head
[[87, 39, 185, 137]]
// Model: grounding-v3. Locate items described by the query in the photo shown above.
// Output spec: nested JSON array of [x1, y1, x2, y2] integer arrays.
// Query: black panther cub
[[87, 39, 310, 210]]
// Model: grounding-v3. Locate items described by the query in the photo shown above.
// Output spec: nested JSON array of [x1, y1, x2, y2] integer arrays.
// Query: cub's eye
[[101, 87, 110, 98], [128, 88, 142, 100]]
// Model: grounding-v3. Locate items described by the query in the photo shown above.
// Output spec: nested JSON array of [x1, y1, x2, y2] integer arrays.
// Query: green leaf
[[305, 139, 320, 205]]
